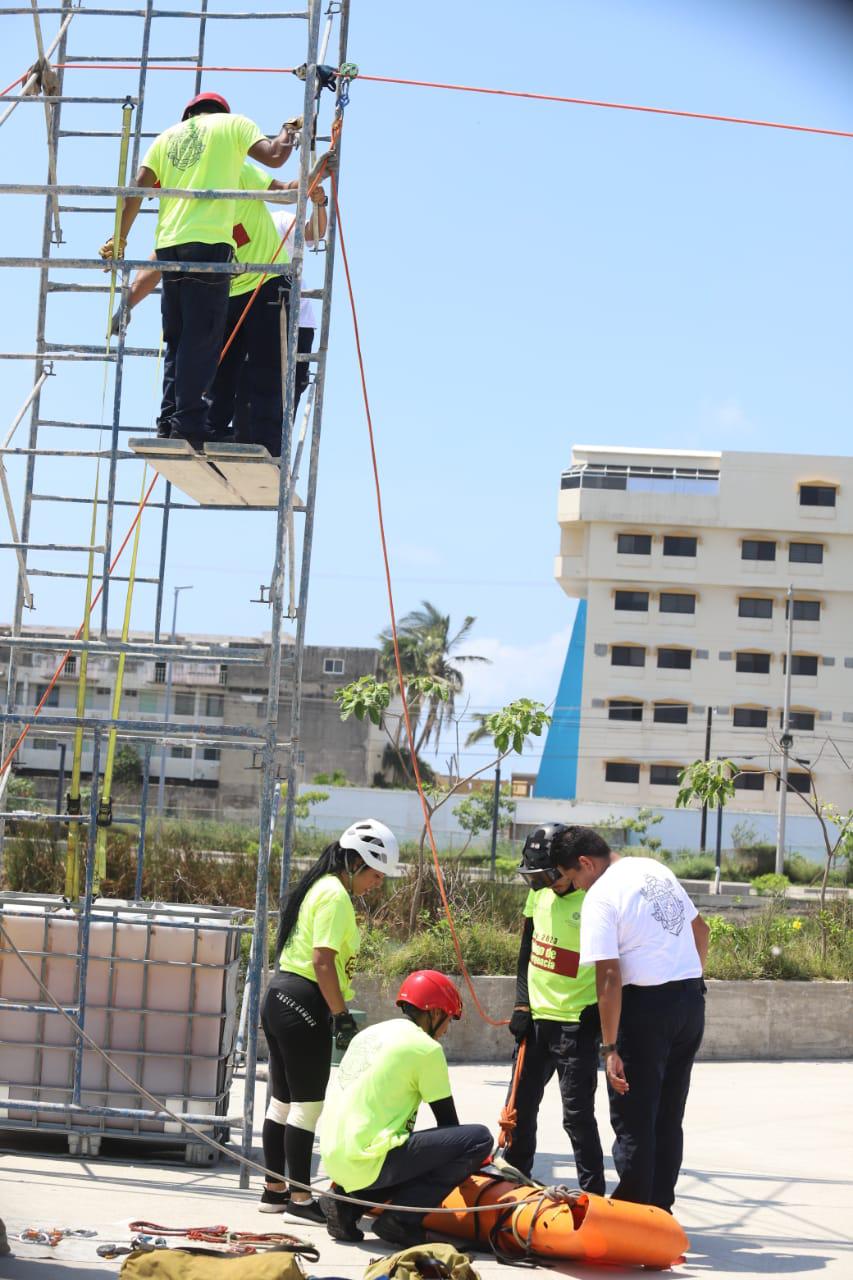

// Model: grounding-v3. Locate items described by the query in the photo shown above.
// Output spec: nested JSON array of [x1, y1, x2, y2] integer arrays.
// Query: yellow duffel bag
[[121, 1249, 310, 1280]]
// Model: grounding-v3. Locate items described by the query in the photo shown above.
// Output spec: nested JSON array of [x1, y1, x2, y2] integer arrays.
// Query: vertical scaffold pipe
[[240, 0, 324, 1191]]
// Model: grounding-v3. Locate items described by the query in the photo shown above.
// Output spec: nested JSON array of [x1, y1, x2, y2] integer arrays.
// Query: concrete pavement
[[1, 1060, 850, 1279]]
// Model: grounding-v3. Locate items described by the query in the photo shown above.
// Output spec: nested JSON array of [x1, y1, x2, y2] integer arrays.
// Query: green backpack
[[364, 1242, 480, 1280]]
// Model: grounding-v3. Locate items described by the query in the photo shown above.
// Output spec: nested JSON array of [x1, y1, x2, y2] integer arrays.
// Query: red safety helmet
[[396, 970, 463, 1021], [182, 92, 231, 122]]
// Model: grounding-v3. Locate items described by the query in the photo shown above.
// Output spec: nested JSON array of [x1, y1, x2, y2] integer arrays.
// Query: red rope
[[0, 474, 159, 778], [1, 71, 27, 96], [331, 171, 507, 1028], [52, 61, 853, 141]]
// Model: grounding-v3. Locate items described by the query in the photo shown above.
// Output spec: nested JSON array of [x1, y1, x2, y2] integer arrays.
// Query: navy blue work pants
[[155, 241, 232, 443], [350, 1124, 493, 1223], [503, 1003, 604, 1194], [208, 277, 291, 456], [609, 978, 705, 1211]]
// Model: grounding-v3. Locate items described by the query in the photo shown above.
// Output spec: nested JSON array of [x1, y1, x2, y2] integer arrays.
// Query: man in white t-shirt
[[554, 826, 709, 1213]]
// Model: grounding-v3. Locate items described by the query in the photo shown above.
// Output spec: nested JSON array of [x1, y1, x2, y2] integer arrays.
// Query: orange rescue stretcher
[[423, 1172, 689, 1269]]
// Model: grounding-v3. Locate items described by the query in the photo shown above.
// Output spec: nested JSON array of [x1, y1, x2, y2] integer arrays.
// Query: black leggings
[[260, 972, 332, 1190]]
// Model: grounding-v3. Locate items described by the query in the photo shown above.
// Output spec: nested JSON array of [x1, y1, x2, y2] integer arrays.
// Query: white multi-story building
[[536, 446, 853, 814]]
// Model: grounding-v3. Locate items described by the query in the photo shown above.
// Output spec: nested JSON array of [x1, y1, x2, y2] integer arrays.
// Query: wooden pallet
[[128, 438, 303, 510]]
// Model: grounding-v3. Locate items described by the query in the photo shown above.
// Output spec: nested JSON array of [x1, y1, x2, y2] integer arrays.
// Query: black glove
[[332, 1010, 358, 1051], [509, 1007, 533, 1043], [110, 308, 122, 337]]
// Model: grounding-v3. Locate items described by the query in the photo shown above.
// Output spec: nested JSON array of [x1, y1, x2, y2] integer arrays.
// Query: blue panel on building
[[535, 600, 586, 799]]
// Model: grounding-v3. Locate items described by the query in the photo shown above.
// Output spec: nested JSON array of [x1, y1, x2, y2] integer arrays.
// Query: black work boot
[[373, 1212, 428, 1248], [319, 1187, 364, 1242]]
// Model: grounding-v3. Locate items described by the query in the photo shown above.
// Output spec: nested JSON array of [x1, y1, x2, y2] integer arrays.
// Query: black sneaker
[[319, 1189, 364, 1242], [284, 1198, 326, 1226], [373, 1212, 428, 1248], [259, 1187, 290, 1214]]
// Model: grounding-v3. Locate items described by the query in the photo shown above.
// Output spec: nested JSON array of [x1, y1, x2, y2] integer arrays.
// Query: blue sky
[[1, 0, 852, 776]]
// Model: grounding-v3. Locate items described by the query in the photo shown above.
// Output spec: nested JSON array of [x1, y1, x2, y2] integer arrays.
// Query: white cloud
[[423, 617, 577, 777], [393, 542, 441, 568]]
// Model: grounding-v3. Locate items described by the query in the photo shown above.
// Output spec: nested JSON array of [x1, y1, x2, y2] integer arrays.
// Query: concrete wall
[[347, 976, 852, 1063], [297, 784, 829, 858]]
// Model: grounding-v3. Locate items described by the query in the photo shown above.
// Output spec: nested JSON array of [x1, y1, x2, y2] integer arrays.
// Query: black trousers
[[260, 972, 332, 1187], [503, 1004, 604, 1194], [350, 1124, 493, 1224], [208, 277, 291, 456], [609, 978, 705, 1211], [155, 241, 232, 443], [228, 323, 313, 451]]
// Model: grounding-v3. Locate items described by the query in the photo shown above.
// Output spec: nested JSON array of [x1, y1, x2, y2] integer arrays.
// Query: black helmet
[[518, 823, 569, 890]]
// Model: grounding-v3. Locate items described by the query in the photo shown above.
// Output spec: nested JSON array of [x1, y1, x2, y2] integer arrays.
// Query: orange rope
[[331, 171, 508, 1027], [0, 474, 158, 777], [498, 1040, 527, 1148], [52, 61, 853, 142]]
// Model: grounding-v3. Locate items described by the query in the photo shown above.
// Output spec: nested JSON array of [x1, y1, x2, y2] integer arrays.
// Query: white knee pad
[[265, 1098, 291, 1126], [288, 1100, 323, 1132]]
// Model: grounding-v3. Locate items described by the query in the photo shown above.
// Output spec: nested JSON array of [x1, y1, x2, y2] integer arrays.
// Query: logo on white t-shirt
[[640, 873, 685, 936]]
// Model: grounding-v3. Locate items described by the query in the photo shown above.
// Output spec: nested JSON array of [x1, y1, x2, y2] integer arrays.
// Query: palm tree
[[378, 601, 489, 760]]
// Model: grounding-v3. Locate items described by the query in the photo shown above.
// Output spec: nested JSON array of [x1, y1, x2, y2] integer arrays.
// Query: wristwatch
[[599, 1042, 617, 1057]]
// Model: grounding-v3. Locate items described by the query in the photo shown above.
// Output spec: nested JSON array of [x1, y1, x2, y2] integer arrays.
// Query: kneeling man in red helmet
[[319, 969, 493, 1248]]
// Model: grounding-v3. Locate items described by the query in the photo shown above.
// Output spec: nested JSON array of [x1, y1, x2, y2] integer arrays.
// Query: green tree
[[378, 601, 489, 762], [113, 744, 143, 786], [455, 784, 516, 854]]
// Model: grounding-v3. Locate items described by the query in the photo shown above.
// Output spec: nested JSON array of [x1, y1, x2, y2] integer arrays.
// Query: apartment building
[[1, 629, 385, 810], [536, 446, 853, 813]]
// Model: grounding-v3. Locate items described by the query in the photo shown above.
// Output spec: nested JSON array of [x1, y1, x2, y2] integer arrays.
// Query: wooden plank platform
[[203, 442, 302, 510], [127, 438, 303, 510]]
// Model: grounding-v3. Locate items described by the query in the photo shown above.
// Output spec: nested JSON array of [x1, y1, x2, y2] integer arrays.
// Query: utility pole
[[489, 762, 501, 880], [699, 706, 712, 852], [775, 585, 794, 876], [156, 584, 192, 820]]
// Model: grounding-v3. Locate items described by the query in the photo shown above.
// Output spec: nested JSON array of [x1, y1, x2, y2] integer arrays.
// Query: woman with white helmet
[[259, 818, 401, 1223]]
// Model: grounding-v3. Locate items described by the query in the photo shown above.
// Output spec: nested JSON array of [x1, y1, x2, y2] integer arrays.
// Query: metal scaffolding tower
[[0, 0, 350, 1177]]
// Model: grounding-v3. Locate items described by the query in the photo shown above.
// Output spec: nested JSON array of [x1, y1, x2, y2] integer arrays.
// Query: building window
[[204, 693, 224, 717], [787, 599, 821, 621], [782, 710, 815, 732], [608, 699, 643, 722], [65, 654, 77, 675], [657, 647, 691, 670], [662, 535, 697, 557], [174, 692, 195, 716], [733, 706, 768, 728], [734, 770, 765, 791], [789, 541, 823, 565], [323, 657, 345, 675], [649, 764, 681, 786], [35, 683, 60, 707], [735, 651, 771, 674], [218, 664, 228, 687], [170, 745, 192, 758], [785, 654, 819, 677], [203, 747, 221, 761], [738, 597, 773, 619], [799, 484, 836, 507], [653, 703, 689, 725], [154, 661, 166, 684], [605, 761, 640, 784], [742, 539, 776, 561], [611, 645, 645, 667], [614, 590, 649, 612], [776, 772, 810, 793], [617, 532, 651, 555], [660, 592, 695, 614]]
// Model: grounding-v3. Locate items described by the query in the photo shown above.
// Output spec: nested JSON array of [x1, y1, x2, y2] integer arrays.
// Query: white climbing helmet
[[339, 818, 402, 877]]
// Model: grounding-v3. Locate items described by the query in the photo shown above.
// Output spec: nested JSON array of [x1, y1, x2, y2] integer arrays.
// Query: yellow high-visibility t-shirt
[[524, 887, 597, 1022], [142, 112, 265, 249], [278, 874, 359, 1002], [320, 1018, 452, 1191], [230, 162, 290, 298]]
